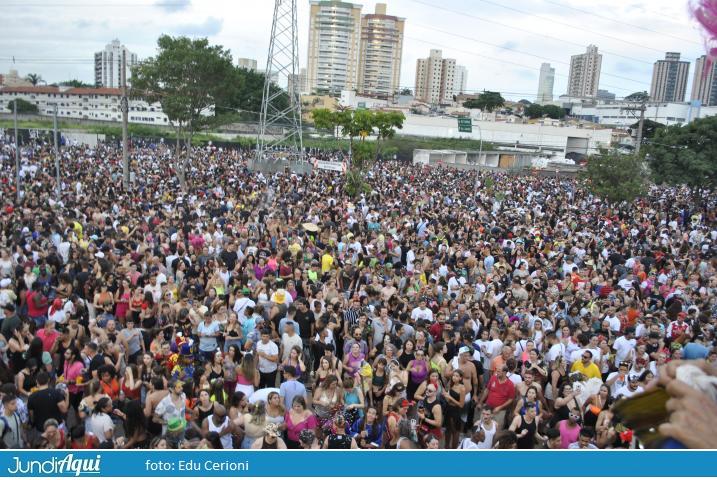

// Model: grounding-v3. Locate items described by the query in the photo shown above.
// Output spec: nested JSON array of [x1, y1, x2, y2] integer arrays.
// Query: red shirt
[[428, 322, 444, 342], [485, 375, 515, 409]]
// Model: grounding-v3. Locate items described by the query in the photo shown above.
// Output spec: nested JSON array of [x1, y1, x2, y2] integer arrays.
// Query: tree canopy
[[131, 35, 235, 134], [60, 79, 94, 88], [463, 91, 505, 112], [631, 119, 664, 140], [642, 115, 717, 187], [523, 103, 565, 119], [582, 150, 649, 204], [9, 98, 39, 114], [25, 73, 43, 86]]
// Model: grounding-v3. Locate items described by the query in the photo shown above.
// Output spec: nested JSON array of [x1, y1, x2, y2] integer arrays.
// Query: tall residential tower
[[306, 0, 362, 95], [94, 39, 137, 88], [536, 62, 555, 104], [566, 45, 602, 98], [357, 3, 405, 98], [650, 52, 690, 102]]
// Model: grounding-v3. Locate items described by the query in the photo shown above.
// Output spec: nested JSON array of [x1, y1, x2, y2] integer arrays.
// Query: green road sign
[[457, 117, 472, 133]]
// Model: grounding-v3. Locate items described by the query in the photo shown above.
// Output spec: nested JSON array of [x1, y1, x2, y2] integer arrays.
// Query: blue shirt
[[279, 379, 307, 411], [278, 318, 300, 337]]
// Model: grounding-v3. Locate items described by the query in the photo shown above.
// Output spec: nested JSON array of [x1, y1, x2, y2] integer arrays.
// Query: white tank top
[[476, 422, 497, 449], [207, 415, 232, 449]]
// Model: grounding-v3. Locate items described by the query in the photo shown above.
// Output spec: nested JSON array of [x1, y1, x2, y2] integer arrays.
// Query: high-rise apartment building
[[94, 39, 137, 88], [288, 68, 309, 95], [357, 3, 405, 98], [237, 58, 258, 71], [536, 62, 555, 104], [691, 55, 717, 106], [566, 45, 602, 98], [415, 49, 466, 104], [650, 52, 690, 102], [454, 66, 468, 96], [307, 0, 362, 95]]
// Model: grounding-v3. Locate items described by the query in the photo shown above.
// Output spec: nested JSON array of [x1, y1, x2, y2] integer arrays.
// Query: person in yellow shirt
[[321, 250, 334, 274], [570, 351, 602, 379]]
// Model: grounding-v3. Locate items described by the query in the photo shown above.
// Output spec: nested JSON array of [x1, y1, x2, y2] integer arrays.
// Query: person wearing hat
[[232, 287, 255, 324], [251, 422, 287, 449]]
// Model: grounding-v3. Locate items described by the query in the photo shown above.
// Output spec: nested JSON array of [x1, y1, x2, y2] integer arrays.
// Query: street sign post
[[457, 117, 472, 133]]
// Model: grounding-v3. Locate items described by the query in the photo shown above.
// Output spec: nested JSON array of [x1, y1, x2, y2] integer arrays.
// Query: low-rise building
[[0, 86, 170, 125], [570, 100, 717, 127]]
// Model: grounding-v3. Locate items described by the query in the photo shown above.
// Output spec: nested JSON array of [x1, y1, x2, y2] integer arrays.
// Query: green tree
[[131, 35, 235, 188], [59, 79, 94, 88], [582, 149, 649, 203], [372, 111, 405, 160], [25, 73, 43, 86], [215, 66, 287, 123], [625, 91, 650, 102], [631, 119, 664, 140], [642, 115, 717, 187], [463, 91, 505, 112], [542, 105, 565, 119], [524, 103, 543, 119], [399, 88, 412, 96], [9, 98, 39, 114]]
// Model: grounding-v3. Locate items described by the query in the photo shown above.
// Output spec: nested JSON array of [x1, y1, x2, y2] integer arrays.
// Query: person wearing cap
[[232, 287, 255, 325]]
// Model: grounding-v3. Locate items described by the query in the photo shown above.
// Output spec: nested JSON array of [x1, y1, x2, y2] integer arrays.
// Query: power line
[[405, 36, 645, 93], [408, 0, 655, 66], [541, 0, 701, 46], [471, 0, 695, 60], [411, 24, 651, 86]]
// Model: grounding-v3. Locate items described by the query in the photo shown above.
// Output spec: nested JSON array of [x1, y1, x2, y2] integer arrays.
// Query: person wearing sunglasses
[[570, 350, 602, 380]]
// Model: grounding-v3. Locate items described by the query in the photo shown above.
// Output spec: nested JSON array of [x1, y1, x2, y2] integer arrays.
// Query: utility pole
[[53, 103, 60, 202], [634, 104, 646, 155], [13, 99, 20, 203], [121, 49, 130, 190], [622, 93, 648, 155]]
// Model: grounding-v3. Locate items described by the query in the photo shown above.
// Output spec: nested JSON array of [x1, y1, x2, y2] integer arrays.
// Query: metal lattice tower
[[254, 0, 304, 170]]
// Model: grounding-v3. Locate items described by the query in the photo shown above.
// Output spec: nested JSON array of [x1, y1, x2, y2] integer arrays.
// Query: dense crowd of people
[[0, 132, 715, 450]]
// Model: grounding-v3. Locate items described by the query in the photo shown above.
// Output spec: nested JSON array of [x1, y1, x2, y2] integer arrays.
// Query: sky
[[0, 0, 709, 101]]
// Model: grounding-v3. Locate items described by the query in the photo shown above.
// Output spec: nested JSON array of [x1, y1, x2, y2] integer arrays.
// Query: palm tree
[[25, 73, 43, 86]]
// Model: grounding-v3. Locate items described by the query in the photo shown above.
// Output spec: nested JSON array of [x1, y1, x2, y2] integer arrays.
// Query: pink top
[[285, 411, 317, 442], [558, 420, 581, 449], [64, 360, 85, 394], [236, 372, 252, 386]]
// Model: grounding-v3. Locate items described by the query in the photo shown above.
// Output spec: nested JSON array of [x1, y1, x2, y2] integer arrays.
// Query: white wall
[[400, 114, 612, 155]]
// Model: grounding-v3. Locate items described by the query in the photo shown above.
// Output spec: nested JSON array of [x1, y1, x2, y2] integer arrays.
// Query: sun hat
[[263, 423, 279, 438]]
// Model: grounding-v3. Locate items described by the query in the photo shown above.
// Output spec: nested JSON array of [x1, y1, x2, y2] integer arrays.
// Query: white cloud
[[0, 0, 707, 100]]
